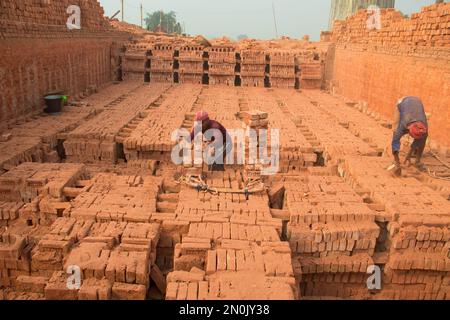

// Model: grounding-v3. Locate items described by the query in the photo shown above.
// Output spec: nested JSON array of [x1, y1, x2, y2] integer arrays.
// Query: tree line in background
[[145, 11, 182, 34]]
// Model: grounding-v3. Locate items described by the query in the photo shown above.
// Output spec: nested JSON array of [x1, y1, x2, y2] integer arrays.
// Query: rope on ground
[[426, 168, 450, 181], [176, 174, 266, 195], [422, 133, 450, 180], [429, 150, 450, 170]]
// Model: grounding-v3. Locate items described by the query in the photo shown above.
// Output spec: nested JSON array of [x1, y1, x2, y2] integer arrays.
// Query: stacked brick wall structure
[[0, 0, 129, 124], [178, 45, 205, 85], [150, 45, 174, 83], [240, 50, 267, 87], [269, 51, 296, 89], [207, 46, 236, 86], [122, 43, 148, 82], [330, 3, 450, 148]]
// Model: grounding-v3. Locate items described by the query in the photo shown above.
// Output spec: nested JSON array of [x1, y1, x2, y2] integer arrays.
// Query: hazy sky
[[99, 0, 442, 40]]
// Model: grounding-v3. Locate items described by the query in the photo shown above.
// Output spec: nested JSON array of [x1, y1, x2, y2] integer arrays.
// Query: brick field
[[0, 1, 449, 301], [0, 80, 449, 300]]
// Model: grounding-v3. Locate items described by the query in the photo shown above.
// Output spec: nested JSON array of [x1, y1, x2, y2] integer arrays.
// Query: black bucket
[[44, 95, 63, 114]]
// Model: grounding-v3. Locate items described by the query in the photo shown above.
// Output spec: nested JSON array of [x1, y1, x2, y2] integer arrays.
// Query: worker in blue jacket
[[391, 96, 428, 174]]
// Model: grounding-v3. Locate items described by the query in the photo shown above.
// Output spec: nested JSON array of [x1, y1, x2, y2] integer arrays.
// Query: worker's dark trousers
[[208, 142, 233, 172], [411, 134, 428, 158]]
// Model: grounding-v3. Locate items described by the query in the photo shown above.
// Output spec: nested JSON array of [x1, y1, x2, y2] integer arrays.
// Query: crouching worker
[[391, 96, 429, 175], [190, 111, 233, 172]]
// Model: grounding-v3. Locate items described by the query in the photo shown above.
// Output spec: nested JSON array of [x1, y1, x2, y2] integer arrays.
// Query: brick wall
[[331, 3, 450, 147], [0, 38, 121, 121], [332, 4, 450, 47], [0, 0, 112, 37], [0, 0, 129, 122]]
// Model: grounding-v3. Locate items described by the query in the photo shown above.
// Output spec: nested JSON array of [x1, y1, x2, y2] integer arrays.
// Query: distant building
[[328, 0, 395, 30]]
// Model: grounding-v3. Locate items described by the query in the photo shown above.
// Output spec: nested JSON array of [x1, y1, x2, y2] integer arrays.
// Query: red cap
[[408, 122, 427, 139], [195, 111, 209, 122]]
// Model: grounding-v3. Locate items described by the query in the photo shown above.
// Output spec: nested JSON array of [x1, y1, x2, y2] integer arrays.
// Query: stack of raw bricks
[[285, 174, 381, 299], [240, 50, 267, 87], [238, 110, 270, 170], [163, 170, 298, 300], [238, 88, 318, 173], [122, 85, 202, 163], [269, 51, 296, 88], [274, 90, 379, 164], [302, 91, 392, 154], [178, 45, 205, 85], [0, 74, 147, 174], [340, 156, 450, 300], [150, 44, 175, 83], [207, 46, 236, 86], [0, 163, 87, 226], [0, 163, 87, 295], [299, 62, 323, 89], [332, 3, 450, 47], [187, 86, 318, 173], [119, 37, 329, 90], [122, 43, 148, 81], [0, 167, 168, 300], [63, 83, 170, 164]]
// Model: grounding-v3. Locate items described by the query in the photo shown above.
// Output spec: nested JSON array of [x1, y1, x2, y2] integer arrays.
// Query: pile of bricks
[[165, 269, 296, 300], [163, 169, 297, 299], [269, 51, 296, 88], [64, 84, 170, 164], [0, 231, 31, 289], [68, 173, 162, 223], [178, 45, 205, 85], [239, 88, 318, 172], [119, 38, 327, 90], [0, 162, 87, 226], [122, 44, 147, 81], [0, 97, 108, 172], [150, 45, 174, 83], [277, 92, 379, 163], [28, 217, 162, 300], [0, 137, 44, 173], [0, 162, 86, 203], [285, 174, 380, 298], [207, 46, 236, 86], [173, 170, 280, 228], [123, 85, 202, 162], [0, 82, 146, 170], [240, 50, 267, 87], [0, 171, 169, 300], [303, 92, 392, 154], [340, 156, 450, 299], [239, 110, 269, 128], [299, 62, 323, 89], [190, 86, 242, 130], [0, 202, 24, 227]]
